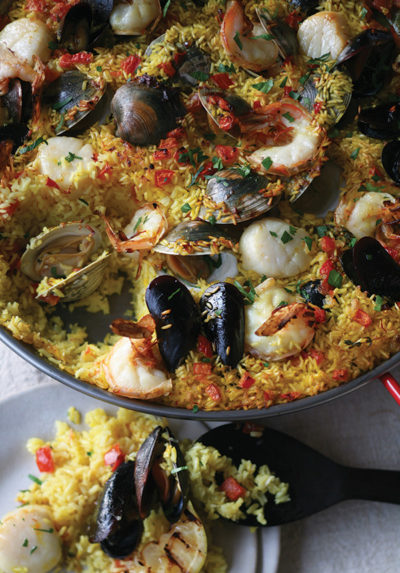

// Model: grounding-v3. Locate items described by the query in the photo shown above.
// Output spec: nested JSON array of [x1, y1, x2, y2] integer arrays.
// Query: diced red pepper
[[205, 383, 222, 402], [153, 148, 172, 161], [332, 368, 349, 382], [220, 476, 246, 501], [368, 165, 384, 180], [352, 309, 372, 327], [283, 85, 293, 97], [36, 446, 55, 473], [154, 169, 174, 187], [211, 73, 234, 90], [313, 307, 326, 323], [37, 293, 60, 305], [313, 101, 323, 113], [279, 391, 302, 402], [264, 390, 275, 405], [320, 236, 336, 257], [384, 246, 400, 264], [25, 0, 46, 12], [59, 52, 93, 69], [46, 177, 60, 189], [159, 61, 176, 77], [173, 51, 186, 66], [239, 372, 255, 389], [98, 163, 112, 180], [167, 127, 185, 139], [319, 259, 335, 278], [215, 145, 239, 165], [121, 55, 142, 75], [158, 137, 180, 149], [104, 444, 125, 471], [199, 160, 216, 180], [51, 1, 72, 20], [197, 335, 213, 358], [193, 362, 212, 378], [218, 114, 235, 131], [253, 100, 261, 110], [1, 200, 20, 218], [308, 349, 325, 365]]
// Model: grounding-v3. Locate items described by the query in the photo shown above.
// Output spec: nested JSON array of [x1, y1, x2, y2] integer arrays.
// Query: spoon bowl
[[198, 423, 400, 526]]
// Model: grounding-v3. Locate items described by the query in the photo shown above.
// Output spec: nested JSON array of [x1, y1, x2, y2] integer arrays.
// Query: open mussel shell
[[90, 460, 144, 558], [0, 124, 28, 152], [337, 28, 395, 97], [153, 220, 239, 255], [135, 426, 165, 520], [145, 275, 201, 371], [299, 279, 327, 308], [358, 102, 400, 140], [1, 79, 32, 126], [205, 168, 280, 224], [200, 282, 245, 367], [290, 160, 342, 215], [177, 46, 211, 86], [340, 237, 400, 299], [57, 1, 92, 52], [298, 72, 352, 125], [256, 7, 298, 59], [382, 141, 400, 185], [44, 71, 109, 136], [111, 80, 185, 146]]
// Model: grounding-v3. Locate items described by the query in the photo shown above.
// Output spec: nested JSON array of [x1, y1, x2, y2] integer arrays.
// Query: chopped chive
[[33, 527, 54, 533], [327, 270, 342, 288], [28, 474, 42, 485], [281, 230, 293, 244], [78, 198, 89, 206], [163, 0, 171, 17], [252, 79, 274, 93], [168, 287, 181, 300], [55, 112, 65, 133], [30, 546, 38, 554], [133, 216, 142, 233], [233, 280, 255, 304], [261, 156, 273, 171]]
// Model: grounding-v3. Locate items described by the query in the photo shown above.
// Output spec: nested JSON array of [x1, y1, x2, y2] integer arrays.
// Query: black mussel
[[44, 71, 109, 136], [205, 168, 280, 224], [337, 29, 395, 97], [200, 282, 244, 367], [145, 275, 201, 371], [256, 8, 298, 59], [57, 2, 92, 52], [340, 237, 400, 299], [177, 46, 211, 86], [0, 124, 28, 151], [135, 425, 189, 523], [299, 280, 326, 308], [288, 0, 319, 16], [111, 79, 185, 146], [382, 141, 400, 185], [358, 102, 400, 140], [91, 460, 143, 558]]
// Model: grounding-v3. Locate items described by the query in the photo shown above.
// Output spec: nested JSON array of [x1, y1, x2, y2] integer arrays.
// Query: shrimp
[[113, 502, 207, 573], [297, 11, 350, 60], [0, 17, 54, 66], [220, 0, 279, 72], [0, 505, 62, 573], [335, 191, 396, 240], [105, 203, 168, 252], [243, 99, 323, 176], [245, 279, 317, 361], [0, 45, 37, 95], [239, 218, 313, 278], [110, 0, 162, 35], [101, 316, 172, 399], [35, 136, 95, 191]]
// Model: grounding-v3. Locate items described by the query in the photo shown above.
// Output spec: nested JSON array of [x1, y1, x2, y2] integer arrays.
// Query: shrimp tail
[[111, 315, 156, 339]]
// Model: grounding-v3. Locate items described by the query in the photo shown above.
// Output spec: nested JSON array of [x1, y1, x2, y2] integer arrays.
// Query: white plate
[[0, 384, 280, 573]]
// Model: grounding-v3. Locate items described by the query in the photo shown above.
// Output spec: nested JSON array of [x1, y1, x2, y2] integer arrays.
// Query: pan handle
[[379, 372, 400, 405]]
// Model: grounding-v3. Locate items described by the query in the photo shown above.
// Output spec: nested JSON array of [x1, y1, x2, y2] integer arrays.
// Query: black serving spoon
[[198, 423, 400, 527]]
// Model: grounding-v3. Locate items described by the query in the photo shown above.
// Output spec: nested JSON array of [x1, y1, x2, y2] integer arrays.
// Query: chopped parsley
[[30, 546, 38, 555], [277, 301, 288, 308], [18, 137, 47, 155], [22, 539, 29, 547], [350, 147, 360, 160], [299, 72, 311, 86], [217, 63, 236, 73], [87, 451, 93, 456], [192, 405, 199, 413], [327, 270, 342, 288], [374, 295, 383, 312], [237, 164, 251, 177], [279, 76, 288, 87], [303, 236, 313, 251], [208, 215, 216, 225], [281, 230, 293, 244], [289, 225, 297, 235], [349, 237, 357, 248], [233, 32, 242, 50], [263, 362, 270, 367], [190, 70, 209, 82], [316, 225, 328, 237], [181, 202, 191, 213], [252, 79, 274, 93], [96, 65, 103, 72], [212, 156, 224, 170], [307, 52, 331, 64], [269, 231, 278, 237], [65, 152, 83, 162], [282, 111, 295, 123], [261, 156, 273, 171]]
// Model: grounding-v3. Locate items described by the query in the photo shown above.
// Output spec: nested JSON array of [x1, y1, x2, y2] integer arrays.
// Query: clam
[[153, 220, 239, 256], [20, 222, 110, 303], [111, 79, 185, 146], [200, 282, 245, 367], [337, 29, 395, 97], [166, 251, 238, 285], [145, 275, 201, 371], [358, 102, 400, 140], [256, 7, 298, 59], [110, 0, 161, 36], [44, 71, 110, 136], [382, 141, 400, 185], [198, 88, 251, 139], [204, 168, 280, 224], [90, 460, 144, 558], [298, 69, 352, 125], [135, 426, 189, 523], [177, 46, 211, 86]]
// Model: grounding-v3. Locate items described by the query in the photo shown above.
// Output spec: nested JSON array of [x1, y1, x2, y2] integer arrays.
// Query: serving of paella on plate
[[0, 0, 399, 412]]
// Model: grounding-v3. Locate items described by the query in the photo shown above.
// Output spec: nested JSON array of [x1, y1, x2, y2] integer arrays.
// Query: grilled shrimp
[[220, 0, 279, 72], [297, 11, 350, 60], [35, 136, 95, 191], [239, 218, 312, 278], [0, 505, 62, 573], [244, 99, 323, 176], [0, 45, 37, 95], [335, 191, 396, 239], [110, 0, 162, 35], [245, 280, 317, 361], [0, 17, 54, 65], [113, 502, 207, 573], [105, 203, 168, 252]]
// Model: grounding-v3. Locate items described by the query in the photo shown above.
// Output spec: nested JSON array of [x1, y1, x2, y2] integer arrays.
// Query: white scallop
[[0, 18, 54, 65], [110, 0, 160, 35], [335, 191, 396, 239], [0, 505, 62, 573], [239, 218, 312, 278], [297, 11, 350, 60]]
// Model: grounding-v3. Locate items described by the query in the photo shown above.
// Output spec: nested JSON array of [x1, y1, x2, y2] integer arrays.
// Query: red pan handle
[[379, 373, 400, 405]]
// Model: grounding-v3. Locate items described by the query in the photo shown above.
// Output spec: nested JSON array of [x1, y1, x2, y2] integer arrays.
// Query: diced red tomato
[[153, 148, 172, 161], [308, 349, 325, 365], [211, 73, 234, 90], [319, 259, 335, 278], [253, 100, 261, 110], [320, 236, 336, 257], [220, 476, 246, 501], [218, 114, 235, 131], [59, 52, 93, 69], [154, 169, 174, 187], [197, 335, 213, 358], [313, 307, 326, 323], [159, 61, 176, 77], [36, 446, 55, 473], [38, 293, 60, 305], [193, 362, 212, 378], [313, 101, 323, 113], [264, 390, 275, 404], [205, 383, 222, 402], [51, 1, 72, 20], [368, 165, 384, 179], [283, 85, 293, 97], [98, 163, 112, 180], [239, 372, 255, 389], [167, 127, 186, 139], [46, 177, 60, 189], [104, 444, 125, 471], [332, 368, 349, 382], [384, 246, 400, 264], [215, 145, 239, 165], [26, 0, 46, 12], [121, 55, 142, 75], [158, 137, 180, 150], [279, 391, 302, 402], [352, 309, 372, 327]]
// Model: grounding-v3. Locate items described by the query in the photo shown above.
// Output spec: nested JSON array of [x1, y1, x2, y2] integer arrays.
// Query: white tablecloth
[[1, 341, 399, 573]]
